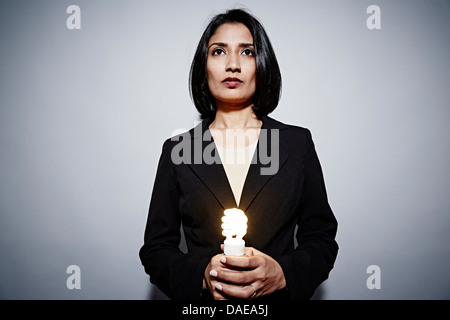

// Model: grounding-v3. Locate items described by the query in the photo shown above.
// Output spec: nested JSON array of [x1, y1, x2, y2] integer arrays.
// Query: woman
[[139, 8, 338, 300]]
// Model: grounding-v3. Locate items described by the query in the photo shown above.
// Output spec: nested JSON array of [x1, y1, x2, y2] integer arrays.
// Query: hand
[[203, 245, 254, 300], [206, 247, 286, 300], [203, 252, 228, 300]]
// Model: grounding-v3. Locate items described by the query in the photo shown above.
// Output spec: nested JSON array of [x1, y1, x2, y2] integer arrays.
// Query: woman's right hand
[[204, 253, 228, 300], [204, 246, 255, 300]]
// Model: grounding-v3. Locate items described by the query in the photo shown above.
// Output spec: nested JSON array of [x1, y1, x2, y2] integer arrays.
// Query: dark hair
[[189, 8, 282, 119]]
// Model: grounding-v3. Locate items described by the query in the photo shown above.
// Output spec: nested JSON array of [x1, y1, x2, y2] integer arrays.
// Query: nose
[[226, 53, 241, 73]]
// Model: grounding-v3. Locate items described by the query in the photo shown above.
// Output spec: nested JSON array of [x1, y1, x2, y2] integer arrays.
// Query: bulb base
[[223, 239, 245, 256]]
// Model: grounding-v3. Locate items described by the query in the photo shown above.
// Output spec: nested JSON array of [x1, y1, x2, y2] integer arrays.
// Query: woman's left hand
[[209, 247, 286, 299]]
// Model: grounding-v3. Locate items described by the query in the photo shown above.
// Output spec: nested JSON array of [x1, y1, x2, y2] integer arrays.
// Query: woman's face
[[206, 22, 256, 110]]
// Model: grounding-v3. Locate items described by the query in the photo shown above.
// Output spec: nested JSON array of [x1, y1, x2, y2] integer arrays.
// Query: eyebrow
[[208, 42, 254, 49]]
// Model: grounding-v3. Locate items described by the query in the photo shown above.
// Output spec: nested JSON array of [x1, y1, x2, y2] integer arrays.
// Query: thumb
[[244, 247, 255, 257]]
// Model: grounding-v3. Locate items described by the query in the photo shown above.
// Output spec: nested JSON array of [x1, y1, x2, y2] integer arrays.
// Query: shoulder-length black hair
[[189, 8, 282, 119]]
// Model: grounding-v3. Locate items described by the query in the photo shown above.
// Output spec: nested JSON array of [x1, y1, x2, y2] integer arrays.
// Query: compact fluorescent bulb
[[221, 208, 247, 256]]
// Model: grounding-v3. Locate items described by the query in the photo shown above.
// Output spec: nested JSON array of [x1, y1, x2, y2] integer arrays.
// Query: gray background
[[1, 0, 449, 300]]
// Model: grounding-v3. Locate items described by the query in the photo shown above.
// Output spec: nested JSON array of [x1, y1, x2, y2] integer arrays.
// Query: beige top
[[216, 140, 258, 206]]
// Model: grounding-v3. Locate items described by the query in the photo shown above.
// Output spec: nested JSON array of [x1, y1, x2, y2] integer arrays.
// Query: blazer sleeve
[[139, 139, 210, 299], [276, 129, 339, 299]]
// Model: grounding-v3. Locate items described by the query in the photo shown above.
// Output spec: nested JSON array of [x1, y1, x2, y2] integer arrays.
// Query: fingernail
[[215, 283, 223, 291], [220, 257, 226, 264], [209, 270, 218, 277]]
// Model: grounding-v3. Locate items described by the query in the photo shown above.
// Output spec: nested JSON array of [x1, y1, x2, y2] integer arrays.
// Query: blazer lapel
[[184, 116, 289, 211], [186, 118, 237, 209], [239, 116, 289, 211]]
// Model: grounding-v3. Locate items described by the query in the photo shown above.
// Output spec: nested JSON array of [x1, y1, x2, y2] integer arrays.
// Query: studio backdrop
[[0, 0, 449, 299]]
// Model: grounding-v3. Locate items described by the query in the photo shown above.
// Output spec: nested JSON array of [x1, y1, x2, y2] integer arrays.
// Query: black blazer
[[139, 116, 338, 300]]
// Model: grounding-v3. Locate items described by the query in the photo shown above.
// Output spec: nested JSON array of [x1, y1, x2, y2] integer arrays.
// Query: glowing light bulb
[[221, 208, 247, 256]]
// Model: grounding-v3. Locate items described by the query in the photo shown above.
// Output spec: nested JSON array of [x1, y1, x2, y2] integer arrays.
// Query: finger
[[206, 271, 229, 300], [213, 268, 256, 285], [209, 254, 226, 270], [247, 247, 263, 255], [212, 285, 228, 300], [222, 255, 263, 269], [244, 247, 255, 257], [216, 282, 256, 300]]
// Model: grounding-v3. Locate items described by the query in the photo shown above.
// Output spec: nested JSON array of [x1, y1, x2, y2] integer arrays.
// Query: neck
[[211, 103, 261, 129]]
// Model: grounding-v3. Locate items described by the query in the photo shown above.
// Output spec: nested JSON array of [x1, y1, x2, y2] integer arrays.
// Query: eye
[[212, 48, 225, 56], [242, 48, 254, 56]]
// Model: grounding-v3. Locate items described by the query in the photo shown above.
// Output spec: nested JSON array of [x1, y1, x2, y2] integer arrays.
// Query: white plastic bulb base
[[224, 238, 245, 256]]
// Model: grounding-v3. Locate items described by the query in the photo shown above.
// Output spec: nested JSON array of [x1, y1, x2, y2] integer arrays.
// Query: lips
[[222, 77, 243, 88]]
